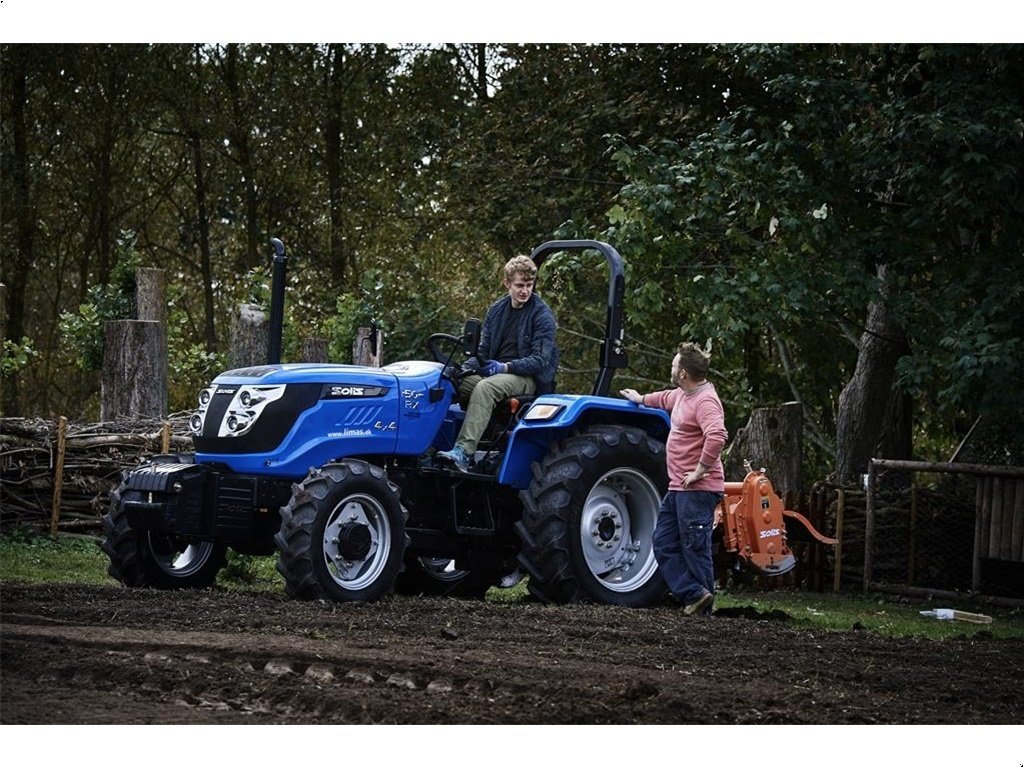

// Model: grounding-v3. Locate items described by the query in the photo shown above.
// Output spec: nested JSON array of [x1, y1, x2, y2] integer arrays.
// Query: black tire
[[395, 556, 496, 598], [516, 425, 669, 607], [274, 460, 408, 602], [101, 474, 227, 590]]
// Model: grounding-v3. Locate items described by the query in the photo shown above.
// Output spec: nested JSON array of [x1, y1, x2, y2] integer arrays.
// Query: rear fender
[[496, 395, 671, 489]]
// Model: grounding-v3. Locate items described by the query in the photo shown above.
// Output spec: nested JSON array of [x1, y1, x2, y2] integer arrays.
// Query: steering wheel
[[427, 332, 481, 383], [427, 332, 462, 364]]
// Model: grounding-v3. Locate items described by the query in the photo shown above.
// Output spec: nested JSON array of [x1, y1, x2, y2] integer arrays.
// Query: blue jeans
[[653, 490, 719, 605]]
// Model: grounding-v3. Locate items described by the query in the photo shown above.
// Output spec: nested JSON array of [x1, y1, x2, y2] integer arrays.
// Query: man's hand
[[480, 360, 507, 377], [620, 388, 642, 404], [683, 463, 710, 488]]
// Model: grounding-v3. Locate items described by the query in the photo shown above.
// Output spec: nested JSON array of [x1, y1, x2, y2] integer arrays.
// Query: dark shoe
[[683, 589, 714, 616], [436, 445, 471, 472]]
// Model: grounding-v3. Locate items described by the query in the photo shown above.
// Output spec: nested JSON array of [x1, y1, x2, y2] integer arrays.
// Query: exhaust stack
[[267, 238, 287, 365]]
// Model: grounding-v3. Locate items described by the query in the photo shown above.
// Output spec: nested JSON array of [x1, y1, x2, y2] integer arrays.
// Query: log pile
[[0, 414, 193, 535]]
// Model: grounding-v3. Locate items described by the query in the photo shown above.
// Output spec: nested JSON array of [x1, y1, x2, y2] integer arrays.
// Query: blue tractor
[[102, 240, 674, 606]]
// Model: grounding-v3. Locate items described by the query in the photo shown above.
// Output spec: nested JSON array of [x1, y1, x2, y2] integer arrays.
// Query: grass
[[2, 528, 1022, 640]]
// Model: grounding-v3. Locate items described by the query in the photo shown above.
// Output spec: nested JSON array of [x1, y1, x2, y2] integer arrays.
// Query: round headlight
[[227, 415, 239, 431], [240, 390, 251, 406], [189, 414, 203, 433], [199, 389, 211, 406]]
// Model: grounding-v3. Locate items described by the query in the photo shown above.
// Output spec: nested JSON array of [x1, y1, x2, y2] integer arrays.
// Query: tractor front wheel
[[516, 425, 668, 607], [275, 460, 408, 602], [102, 476, 227, 589]]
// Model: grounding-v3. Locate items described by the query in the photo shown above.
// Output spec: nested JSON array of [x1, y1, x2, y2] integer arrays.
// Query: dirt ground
[[3, 582, 1023, 734]]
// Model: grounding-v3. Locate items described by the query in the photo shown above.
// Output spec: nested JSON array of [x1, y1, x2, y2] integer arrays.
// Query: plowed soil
[[3, 583, 1022, 734]]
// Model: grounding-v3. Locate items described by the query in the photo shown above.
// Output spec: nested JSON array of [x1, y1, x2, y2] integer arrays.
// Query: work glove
[[480, 359, 507, 377]]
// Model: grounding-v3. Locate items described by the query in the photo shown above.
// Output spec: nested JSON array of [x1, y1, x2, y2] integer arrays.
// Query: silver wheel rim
[[148, 536, 217, 578], [579, 467, 661, 592], [417, 557, 468, 583], [322, 493, 391, 591]]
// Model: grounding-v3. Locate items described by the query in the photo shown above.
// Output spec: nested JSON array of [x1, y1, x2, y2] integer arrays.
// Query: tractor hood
[[190, 360, 450, 475]]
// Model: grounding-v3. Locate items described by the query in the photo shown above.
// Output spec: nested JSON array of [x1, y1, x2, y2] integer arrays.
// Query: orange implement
[[717, 467, 836, 577]]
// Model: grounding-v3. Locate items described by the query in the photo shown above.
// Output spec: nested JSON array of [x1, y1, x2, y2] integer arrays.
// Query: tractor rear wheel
[[102, 475, 227, 589], [516, 425, 668, 607], [275, 460, 408, 602]]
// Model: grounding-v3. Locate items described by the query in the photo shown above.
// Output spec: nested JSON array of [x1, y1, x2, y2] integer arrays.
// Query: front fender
[[496, 395, 671, 489]]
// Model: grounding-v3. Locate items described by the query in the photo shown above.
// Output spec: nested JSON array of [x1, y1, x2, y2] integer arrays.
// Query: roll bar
[[527, 240, 628, 398]]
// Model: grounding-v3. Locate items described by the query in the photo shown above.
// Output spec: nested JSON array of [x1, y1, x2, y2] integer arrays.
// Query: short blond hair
[[503, 255, 537, 282], [676, 342, 710, 379]]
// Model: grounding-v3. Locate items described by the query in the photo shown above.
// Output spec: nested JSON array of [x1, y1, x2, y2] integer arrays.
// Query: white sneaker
[[498, 568, 524, 588]]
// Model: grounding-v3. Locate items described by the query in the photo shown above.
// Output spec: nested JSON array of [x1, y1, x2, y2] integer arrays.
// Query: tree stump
[[723, 401, 803, 496], [101, 320, 168, 420], [299, 338, 329, 363], [353, 326, 383, 367], [230, 304, 269, 369]]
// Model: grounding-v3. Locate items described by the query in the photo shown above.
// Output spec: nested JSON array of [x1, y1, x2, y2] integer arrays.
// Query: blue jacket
[[479, 293, 559, 394]]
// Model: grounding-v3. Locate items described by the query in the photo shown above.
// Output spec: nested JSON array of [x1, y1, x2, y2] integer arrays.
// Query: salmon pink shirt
[[641, 383, 727, 492]]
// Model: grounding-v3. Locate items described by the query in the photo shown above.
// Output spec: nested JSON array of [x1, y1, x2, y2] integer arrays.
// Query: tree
[[604, 44, 1024, 478]]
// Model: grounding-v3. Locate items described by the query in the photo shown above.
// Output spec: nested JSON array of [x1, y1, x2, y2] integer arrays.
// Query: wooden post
[[49, 416, 67, 536], [0, 282, 6, 350], [0, 282, 7, 411], [1012, 480, 1024, 562], [161, 420, 171, 454], [353, 326, 383, 367], [863, 461, 876, 591], [908, 479, 917, 586], [229, 304, 269, 369], [101, 320, 168, 421], [833, 488, 845, 592], [973, 477, 987, 592]]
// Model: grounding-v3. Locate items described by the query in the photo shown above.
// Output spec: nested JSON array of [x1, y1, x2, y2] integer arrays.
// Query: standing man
[[437, 254, 559, 473], [620, 342, 727, 615]]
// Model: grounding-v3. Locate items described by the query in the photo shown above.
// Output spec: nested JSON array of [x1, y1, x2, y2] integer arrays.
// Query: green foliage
[[57, 233, 141, 371], [1, 336, 39, 377], [601, 44, 1024, 469], [0, 529, 113, 586], [322, 294, 366, 364], [715, 588, 1024, 640], [4, 43, 1022, 472], [168, 342, 225, 412], [217, 552, 284, 592]]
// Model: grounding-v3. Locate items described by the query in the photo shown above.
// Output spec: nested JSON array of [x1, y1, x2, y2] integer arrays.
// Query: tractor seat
[[477, 394, 539, 459], [495, 394, 538, 421]]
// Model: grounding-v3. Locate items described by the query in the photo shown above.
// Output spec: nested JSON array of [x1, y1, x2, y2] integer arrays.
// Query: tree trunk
[[723, 402, 803, 495], [229, 304, 269, 369], [299, 338, 329, 363], [189, 46, 217, 353], [101, 321, 167, 420], [835, 265, 912, 483], [474, 44, 489, 101], [224, 44, 261, 272], [2, 50, 34, 416], [352, 326, 382, 367], [325, 44, 348, 290], [133, 268, 166, 324], [190, 125, 216, 353]]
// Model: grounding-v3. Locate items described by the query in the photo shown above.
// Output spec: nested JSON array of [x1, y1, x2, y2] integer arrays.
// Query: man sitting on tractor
[[437, 254, 559, 473]]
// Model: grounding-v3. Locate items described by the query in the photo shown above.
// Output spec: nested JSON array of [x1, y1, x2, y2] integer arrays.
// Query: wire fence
[[858, 459, 1024, 602]]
